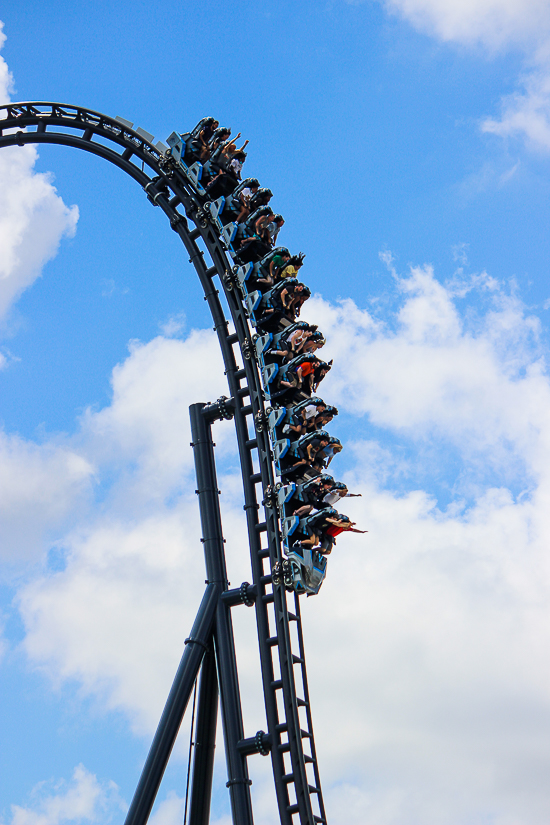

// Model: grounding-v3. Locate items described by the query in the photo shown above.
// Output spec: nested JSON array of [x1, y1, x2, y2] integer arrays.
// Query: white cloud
[[6, 765, 122, 825], [148, 794, 231, 825], [371, 0, 550, 151], [0, 431, 94, 566], [311, 266, 549, 482], [79, 330, 228, 507], [382, 0, 550, 50], [482, 64, 550, 150], [298, 270, 550, 823], [306, 464, 550, 824], [0, 22, 12, 98], [148, 794, 184, 825], [0, 26, 79, 323], [18, 510, 207, 732], [0, 329, 227, 571], [159, 311, 186, 338], [12, 328, 234, 731]]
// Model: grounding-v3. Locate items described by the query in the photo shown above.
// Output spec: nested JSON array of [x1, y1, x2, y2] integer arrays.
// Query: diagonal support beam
[[123, 584, 218, 825], [188, 646, 219, 825]]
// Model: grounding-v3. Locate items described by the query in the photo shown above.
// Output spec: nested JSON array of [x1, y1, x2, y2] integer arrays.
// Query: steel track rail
[[0, 102, 327, 825]]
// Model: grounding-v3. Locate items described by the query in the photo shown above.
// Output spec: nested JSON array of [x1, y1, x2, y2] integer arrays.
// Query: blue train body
[[163, 120, 358, 595]]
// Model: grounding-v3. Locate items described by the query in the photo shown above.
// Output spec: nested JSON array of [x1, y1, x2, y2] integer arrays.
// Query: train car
[[164, 118, 357, 595]]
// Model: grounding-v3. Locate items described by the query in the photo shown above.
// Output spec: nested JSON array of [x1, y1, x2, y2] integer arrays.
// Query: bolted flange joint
[[240, 580, 255, 607], [221, 582, 258, 607], [202, 395, 236, 422], [236, 730, 272, 757]]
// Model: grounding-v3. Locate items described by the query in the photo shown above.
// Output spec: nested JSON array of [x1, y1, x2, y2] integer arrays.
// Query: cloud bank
[[2, 263, 549, 824]]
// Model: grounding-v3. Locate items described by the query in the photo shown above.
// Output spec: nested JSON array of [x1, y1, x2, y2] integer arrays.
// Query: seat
[[261, 363, 279, 387], [276, 482, 296, 510], [273, 438, 290, 463], [221, 222, 238, 247], [205, 196, 225, 226], [245, 290, 262, 319], [281, 515, 300, 541], [254, 333, 273, 359], [267, 406, 286, 431], [166, 132, 184, 165], [235, 263, 254, 291]]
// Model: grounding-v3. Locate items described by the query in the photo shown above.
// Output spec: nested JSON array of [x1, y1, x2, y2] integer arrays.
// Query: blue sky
[[2, 1, 550, 824]]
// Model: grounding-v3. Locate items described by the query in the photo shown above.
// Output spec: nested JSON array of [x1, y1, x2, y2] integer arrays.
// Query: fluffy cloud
[[370, 0, 550, 151], [0, 432, 94, 566], [0, 22, 11, 93], [482, 64, 550, 150], [0, 24, 79, 323], [381, 0, 550, 49], [311, 265, 550, 480], [79, 330, 227, 507], [147, 794, 232, 825], [0, 329, 228, 572], [18, 510, 207, 732], [6, 765, 122, 825], [13, 329, 236, 732], [306, 473, 550, 824], [9, 264, 550, 824], [300, 270, 550, 823]]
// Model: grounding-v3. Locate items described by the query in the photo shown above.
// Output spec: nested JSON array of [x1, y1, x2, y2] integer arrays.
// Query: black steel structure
[[0, 103, 327, 825]]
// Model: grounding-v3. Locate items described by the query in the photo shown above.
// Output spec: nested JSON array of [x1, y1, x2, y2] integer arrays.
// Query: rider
[[314, 403, 338, 430], [222, 178, 259, 223], [267, 214, 284, 247], [274, 354, 323, 399], [256, 279, 309, 330], [302, 331, 326, 355], [255, 249, 292, 289], [296, 511, 367, 553], [312, 359, 332, 393], [289, 475, 335, 518], [275, 252, 306, 283], [313, 436, 342, 470], [281, 431, 331, 479], [204, 138, 249, 196], [248, 187, 273, 212], [207, 126, 232, 156], [320, 514, 368, 553], [185, 117, 219, 163], [268, 322, 317, 361], [320, 480, 362, 508]]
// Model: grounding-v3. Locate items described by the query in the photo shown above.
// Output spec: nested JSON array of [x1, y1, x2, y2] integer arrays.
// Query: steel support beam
[[123, 584, 218, 825], [188, 647, 219, 825], [190, 403, 254, 825]]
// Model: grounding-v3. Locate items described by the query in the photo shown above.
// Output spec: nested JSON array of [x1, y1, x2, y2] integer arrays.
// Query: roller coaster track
[[0, 102, 327, 825]]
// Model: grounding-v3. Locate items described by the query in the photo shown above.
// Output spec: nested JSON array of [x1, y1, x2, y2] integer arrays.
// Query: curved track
[[0, 102, 327, 825]]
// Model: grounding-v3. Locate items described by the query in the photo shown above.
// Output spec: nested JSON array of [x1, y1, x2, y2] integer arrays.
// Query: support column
[[123, 584, 218, 825], [190, 403, 254, 825], [188, 647, 218, 825]]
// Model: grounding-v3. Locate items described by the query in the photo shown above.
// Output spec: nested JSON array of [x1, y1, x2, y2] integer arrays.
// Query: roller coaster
[[0, 104, 364, 825]]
